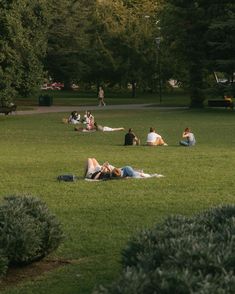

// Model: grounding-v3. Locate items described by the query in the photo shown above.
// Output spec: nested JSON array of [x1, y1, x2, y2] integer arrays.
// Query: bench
[[208, 100, 234, 109], [0, 105, 17, 115]]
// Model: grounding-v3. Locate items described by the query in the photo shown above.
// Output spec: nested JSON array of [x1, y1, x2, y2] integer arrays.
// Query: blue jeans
[[121, 166, 137, 177], [180, 140, 190, 146]]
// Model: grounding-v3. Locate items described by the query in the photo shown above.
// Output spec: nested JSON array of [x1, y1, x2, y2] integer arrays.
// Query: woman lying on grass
[[84, 158, 164, 181], [75, 122, 124, 132]]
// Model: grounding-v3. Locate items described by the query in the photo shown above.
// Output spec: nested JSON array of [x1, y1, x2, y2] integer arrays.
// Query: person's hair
[[129, 128, 133, 133], [150, 127, 155, 132], [111, 168, 121, 178], [184, 127, 190, 132]]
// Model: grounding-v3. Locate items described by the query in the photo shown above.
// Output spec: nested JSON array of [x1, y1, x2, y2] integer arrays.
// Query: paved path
[[11, 104, 188, 115]]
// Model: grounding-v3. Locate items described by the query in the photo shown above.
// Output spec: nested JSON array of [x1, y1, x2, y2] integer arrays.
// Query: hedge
[[94, 205, 235, 294], [0, 195, 63, 268]]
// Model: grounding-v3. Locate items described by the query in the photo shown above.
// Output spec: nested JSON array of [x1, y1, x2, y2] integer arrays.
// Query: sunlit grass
[[0, 107, 234, 294]]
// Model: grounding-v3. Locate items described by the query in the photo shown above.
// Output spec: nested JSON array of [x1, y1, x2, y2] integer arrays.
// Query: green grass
[[16, 89, 190, 108], [0, 107, 234, 294]]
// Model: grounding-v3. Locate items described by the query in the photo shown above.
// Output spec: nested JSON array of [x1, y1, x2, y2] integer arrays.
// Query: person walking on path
[[98, 86, 106, 106]]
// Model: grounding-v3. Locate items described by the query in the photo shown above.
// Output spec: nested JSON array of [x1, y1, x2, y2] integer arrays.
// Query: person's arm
[[182, 132, 188, 138]]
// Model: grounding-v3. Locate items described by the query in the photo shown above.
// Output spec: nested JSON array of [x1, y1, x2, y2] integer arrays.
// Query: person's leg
[[91, 158, 100, 167], [180, 140, 189, 146], [134, 138, 140, 145], [122, 166, 136, 177], [84, 158, 101, 178], [112, 128, 124, 131], [84, 158, 93, 178], [156, 137, 167, 146]]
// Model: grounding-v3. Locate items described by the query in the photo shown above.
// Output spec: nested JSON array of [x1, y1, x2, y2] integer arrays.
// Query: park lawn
[[0, 107, 234, 294], [16, 89, 190, 108]]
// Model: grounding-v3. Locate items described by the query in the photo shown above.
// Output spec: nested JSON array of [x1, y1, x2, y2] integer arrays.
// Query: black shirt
[[124, 132, 135, 145]]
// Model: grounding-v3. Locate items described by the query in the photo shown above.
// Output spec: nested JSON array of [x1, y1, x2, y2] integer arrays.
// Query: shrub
[[0, 195, 63, 265], [94, 205, 235, 294]]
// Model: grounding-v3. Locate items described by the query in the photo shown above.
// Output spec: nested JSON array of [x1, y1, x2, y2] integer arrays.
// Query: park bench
[[208, 99, 234, 109], [0, 104, 17, 115]]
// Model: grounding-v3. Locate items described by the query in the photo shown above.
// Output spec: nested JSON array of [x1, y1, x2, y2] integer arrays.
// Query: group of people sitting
[[64, 111, 196, 147], [124, 127, 196, 147], [64, 110, 125, 132], [63, 110, 95, 130], [84, 158, 164, 181]]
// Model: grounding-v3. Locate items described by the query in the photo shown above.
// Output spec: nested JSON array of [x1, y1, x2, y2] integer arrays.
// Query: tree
[[91, 0, 160, 96], [206, 1, 235, 95], [160, 0, 210, 107], [0, 0, 50, 105], [45, 0, 94, 89]]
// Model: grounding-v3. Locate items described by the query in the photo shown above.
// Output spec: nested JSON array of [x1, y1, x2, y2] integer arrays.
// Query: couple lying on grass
[[84, 158, 164, 181]]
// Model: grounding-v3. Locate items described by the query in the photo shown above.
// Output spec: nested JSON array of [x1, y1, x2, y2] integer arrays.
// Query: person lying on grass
[[84, 158, 164, 180], [75, 122, 124, 132]]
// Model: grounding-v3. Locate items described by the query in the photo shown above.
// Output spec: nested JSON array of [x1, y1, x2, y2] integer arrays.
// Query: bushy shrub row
[[0, 195, 63, 274], [94, 205, 235, 294]]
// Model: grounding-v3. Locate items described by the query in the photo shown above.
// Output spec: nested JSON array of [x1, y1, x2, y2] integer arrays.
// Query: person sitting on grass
[[179, 127, 196, 146], [224, 95, 234, 109], [83, 111, 95, 130], [62, 111, 81, 124], [146, 127, 168, 146], [124, 128, 140, 146]]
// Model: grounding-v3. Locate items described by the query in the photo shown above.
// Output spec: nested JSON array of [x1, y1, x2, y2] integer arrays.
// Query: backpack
[[57, 174, 78, 182]]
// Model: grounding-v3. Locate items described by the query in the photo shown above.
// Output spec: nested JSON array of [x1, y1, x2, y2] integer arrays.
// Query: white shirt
[[147, 132, 161, 143]]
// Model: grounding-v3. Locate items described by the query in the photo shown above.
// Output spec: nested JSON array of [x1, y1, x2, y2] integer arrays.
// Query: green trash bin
[[39, 95, 53, 106]]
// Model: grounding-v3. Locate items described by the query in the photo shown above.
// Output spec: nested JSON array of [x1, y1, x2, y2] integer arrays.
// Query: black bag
[[57, 174, 78, 182]]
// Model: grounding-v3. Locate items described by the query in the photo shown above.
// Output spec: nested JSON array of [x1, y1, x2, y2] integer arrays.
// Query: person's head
[[128, 128, 133, 133], [184, 127, 190, 133], [111, 168, 121, 178], [150, 127, 155, 133]]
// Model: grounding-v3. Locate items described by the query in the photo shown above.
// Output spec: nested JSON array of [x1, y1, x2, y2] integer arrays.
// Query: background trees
[[0, 0, 234, 106], [160, 0, 235, 107], [0, 0, 50, 105]]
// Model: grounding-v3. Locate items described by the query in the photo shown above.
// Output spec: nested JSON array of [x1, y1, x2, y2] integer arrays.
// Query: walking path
[[12, 104, 188, 115]]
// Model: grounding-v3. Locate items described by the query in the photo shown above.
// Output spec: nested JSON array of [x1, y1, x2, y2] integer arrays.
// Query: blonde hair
[[112, 168, 121, 178]]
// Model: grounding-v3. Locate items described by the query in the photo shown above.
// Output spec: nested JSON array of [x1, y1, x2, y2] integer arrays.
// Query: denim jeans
[[121, 166, 137, 177]]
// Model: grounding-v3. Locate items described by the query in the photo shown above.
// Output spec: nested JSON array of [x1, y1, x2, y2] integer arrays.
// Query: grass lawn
[[0, 107, 234, 294], [16, 89, 191, 108]]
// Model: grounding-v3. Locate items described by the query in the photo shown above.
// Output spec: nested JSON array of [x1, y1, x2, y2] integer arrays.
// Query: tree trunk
[[189, 64, 205, 108], [131, 81, 136, 98]]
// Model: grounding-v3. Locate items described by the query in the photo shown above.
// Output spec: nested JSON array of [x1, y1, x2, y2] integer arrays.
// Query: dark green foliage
[[95, 205, 235, 293], [0, 195, 63, 266], [0, 0, 50, 104], [0, 252, 8, 278]]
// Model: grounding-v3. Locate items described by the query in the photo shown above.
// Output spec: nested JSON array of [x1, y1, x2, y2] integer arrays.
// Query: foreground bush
[[0, 195, 63, 266], [94, 205, 235, 294]]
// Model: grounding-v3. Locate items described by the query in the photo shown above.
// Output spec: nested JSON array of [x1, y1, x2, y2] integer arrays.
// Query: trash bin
[[38, 95, 53, 106]]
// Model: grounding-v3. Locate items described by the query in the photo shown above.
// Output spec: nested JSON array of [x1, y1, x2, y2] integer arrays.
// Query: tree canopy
[[0, 0, 234, 106]]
